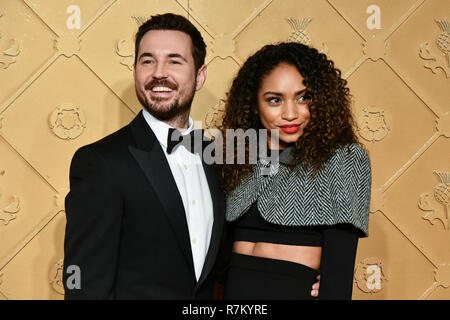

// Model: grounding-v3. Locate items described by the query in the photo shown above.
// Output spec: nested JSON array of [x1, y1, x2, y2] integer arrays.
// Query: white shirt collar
[[142, 109, 194, 148]]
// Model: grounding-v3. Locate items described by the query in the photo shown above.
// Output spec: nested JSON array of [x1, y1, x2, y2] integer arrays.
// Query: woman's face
[[257, 63, 311, 150]]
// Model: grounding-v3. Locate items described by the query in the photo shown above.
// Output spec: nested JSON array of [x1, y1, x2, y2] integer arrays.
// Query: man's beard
[[136, 80, 195, 121]]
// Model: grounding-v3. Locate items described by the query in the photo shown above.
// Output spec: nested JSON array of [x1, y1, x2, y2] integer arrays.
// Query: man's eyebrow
[[138, 52, 188, 63], [138, 52, 153, 61], [168, 53, 188, 62]]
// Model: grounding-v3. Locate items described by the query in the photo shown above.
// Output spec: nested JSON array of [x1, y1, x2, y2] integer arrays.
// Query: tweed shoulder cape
[[226, 143, 372, 237]]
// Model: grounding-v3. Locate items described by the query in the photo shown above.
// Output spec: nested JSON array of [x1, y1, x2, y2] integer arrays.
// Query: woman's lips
[[280, 124, 300, 133]]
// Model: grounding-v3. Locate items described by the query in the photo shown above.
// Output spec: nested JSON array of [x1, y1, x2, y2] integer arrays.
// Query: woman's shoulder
[[318, 143, 371, 176], [333, 143, 370, 163]]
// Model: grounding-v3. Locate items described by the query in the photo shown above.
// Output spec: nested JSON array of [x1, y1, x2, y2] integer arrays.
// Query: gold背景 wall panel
[[0, 0, 448, 300], [0, 0, 55, 108]]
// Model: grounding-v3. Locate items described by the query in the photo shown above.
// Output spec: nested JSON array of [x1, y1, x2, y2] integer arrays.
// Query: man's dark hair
[[134, 13, 206, 71]]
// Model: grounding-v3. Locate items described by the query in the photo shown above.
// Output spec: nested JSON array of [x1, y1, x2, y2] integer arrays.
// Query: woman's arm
[[318, 224, 359, 300]]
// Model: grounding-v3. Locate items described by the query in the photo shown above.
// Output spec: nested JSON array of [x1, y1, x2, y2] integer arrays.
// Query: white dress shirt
[[142, 109, 214, 281]]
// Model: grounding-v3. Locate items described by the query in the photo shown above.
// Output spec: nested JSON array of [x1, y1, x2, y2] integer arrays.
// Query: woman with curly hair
[[218, 42, 372, 299]]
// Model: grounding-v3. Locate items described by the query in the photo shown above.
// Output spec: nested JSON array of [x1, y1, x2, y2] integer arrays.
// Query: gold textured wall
[[0, 0, 449, 300]]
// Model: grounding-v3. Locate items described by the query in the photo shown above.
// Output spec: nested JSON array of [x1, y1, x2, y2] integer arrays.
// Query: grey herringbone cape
[[226, 143, 371, 236]]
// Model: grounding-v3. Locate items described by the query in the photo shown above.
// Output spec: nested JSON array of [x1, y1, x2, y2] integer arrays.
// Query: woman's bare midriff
[[233, 241, 322, 271]]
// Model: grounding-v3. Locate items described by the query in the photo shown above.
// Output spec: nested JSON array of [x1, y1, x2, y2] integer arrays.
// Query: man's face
[[134, 30, 206, 121]]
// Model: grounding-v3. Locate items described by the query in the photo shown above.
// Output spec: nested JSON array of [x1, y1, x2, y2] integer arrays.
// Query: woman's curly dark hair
[[218, 42, 361, 194]]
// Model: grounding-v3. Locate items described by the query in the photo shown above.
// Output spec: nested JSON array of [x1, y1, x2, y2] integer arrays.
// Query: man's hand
[[311, 275, 320, 298]]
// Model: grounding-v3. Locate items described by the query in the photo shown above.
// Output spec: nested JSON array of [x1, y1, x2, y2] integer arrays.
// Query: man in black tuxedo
[[63, 13, 227, 299]]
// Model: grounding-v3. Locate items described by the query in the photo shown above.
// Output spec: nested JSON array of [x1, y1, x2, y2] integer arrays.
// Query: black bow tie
[[167, 128, 206, 154]]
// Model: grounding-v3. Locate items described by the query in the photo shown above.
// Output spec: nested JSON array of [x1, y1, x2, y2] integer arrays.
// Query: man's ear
[[195, 64, 207, 91]]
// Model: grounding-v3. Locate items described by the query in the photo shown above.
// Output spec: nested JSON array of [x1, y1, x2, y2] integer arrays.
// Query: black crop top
[[234, 202, 323, 246], [229, 202, 360, 299]]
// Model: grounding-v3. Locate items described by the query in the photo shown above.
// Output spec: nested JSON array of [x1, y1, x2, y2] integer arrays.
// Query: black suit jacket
[[63, 111, 227, 299]]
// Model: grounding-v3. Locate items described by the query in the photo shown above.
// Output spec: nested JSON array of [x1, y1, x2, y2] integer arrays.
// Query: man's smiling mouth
[[151, 86, 173, 92]]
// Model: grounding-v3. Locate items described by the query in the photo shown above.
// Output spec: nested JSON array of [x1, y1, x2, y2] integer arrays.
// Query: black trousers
[[223, 253, 319, 300]]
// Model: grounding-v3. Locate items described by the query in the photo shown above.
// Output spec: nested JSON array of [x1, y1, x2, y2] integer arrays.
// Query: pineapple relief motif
[[434, 171, 450, 226], [287, 18, 312, 45], [286, 17, 328, 54], [436, 20, 450, 67], [419, 19, 450, 78], [418, 171, 450, 230]]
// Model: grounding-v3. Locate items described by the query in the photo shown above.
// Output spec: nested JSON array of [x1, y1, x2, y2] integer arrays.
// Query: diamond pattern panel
[[0, 0, 56, 107], [24, 0, 113, 37], [347, 58, 436, 189], [0, 0, 449, 300], [187, 0, 267, 36], [329, 0, 419, 39], [386, 138, 450, 261], [354, 212, 436, 299], [234, 0, 364, 74], [0, 56, 135, 191], [388, 0, 450, 115], [78, 0, 190, 114], [0, 136, 56, 263], [0, 212, 65, 299]]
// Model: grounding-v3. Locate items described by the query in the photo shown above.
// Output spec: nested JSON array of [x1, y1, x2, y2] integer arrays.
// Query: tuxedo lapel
[[127, 112, 195, 274]]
